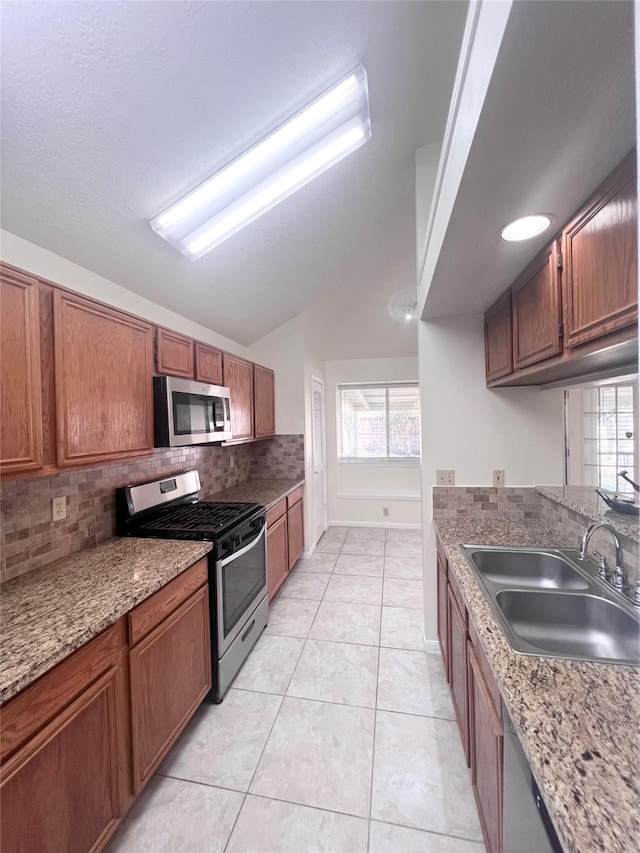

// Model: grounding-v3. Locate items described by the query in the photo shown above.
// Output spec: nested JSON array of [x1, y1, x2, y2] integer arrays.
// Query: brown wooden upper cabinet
[[155, 328, 194, 378], [54, 291, 155, 467], [254, 364, 276, 439], [511, 240, 563, 370], [562, 151, 637, 348], [194, 342, 223, 385], [0, 268, 44, 475], [484, 291, 513, 382], [223, 353, 254, 440]]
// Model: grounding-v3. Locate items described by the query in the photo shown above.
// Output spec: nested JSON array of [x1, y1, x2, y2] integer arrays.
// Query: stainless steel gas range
[[116, 470, 267, 702]]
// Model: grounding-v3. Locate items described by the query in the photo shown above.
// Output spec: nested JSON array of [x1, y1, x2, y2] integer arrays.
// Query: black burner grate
[[138, 501, 261, 539]]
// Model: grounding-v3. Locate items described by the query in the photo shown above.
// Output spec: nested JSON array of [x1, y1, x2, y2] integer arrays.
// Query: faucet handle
[[592, 551, 608, 579], [610, 565, 624, 592]]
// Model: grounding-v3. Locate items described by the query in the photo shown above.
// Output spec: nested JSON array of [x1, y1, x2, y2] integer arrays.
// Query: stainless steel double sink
[[460, 546, 640, 666]]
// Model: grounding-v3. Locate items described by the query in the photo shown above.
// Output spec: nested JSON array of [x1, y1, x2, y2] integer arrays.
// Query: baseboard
[[328, 519, 422, 530], [423, 639, 440, 655]]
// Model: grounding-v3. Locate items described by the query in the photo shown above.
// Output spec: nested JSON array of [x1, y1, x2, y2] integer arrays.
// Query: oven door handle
[[220, 523, 266, 566]]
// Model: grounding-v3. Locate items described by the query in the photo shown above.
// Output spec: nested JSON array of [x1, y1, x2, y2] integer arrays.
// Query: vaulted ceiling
[[1, 1, 467, 349]]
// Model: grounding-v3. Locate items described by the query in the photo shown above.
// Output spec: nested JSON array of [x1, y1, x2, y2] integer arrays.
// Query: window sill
[[339, 458, 420, 467]]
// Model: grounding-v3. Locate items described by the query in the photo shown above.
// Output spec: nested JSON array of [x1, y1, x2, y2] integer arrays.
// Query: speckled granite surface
[[0, 538, 211, 705], [434, 516, 640, 853], [205, 477, 304, 511], [537, 485, 639, 542]]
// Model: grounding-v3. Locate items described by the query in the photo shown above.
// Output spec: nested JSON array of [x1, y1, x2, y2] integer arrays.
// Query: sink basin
[[460, 544, 640, 666], [468, 549, 590, 590], [495, 590, 640, 664]]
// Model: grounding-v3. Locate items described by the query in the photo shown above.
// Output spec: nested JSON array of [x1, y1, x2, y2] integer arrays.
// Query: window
[[582, 383, 637, 494], [338, 383, 420, 462]]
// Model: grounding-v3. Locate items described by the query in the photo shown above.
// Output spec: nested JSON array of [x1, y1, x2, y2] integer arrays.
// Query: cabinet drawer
[[1, 620, 124, 763], [287, 486, 304, 509], [266, 499, 287, 527], [128, 558, 208, 646]]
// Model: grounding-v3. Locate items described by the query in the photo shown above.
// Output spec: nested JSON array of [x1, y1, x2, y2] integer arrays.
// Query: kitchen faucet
[[578, 521, 639, 605]]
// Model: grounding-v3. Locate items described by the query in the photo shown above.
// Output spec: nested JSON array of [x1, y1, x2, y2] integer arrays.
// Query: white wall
[[247, 315, 306, 435], [419, 314, 565, 642], [1, 230, 248, 357], [325, 357, 421, 527]]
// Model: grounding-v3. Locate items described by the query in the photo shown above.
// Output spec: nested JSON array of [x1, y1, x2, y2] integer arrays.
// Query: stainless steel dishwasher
[[503, 707, 563, 853]]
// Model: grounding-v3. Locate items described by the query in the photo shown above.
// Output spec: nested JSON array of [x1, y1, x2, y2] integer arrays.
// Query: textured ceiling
[[1, 0, 467, 347]]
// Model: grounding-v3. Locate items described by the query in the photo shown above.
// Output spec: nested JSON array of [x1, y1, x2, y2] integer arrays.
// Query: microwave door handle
[[220, 523, 266, 567]]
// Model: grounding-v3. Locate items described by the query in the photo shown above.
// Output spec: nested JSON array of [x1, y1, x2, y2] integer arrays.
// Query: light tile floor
[[107, 527, 484, 853]]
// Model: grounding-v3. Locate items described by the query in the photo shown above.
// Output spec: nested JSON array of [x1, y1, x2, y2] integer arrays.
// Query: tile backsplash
[[433, 485, 638, 585], [1, 435, 304, 582]]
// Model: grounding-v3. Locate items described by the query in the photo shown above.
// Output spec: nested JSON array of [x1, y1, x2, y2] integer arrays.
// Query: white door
[[312, 377, 327, 544]]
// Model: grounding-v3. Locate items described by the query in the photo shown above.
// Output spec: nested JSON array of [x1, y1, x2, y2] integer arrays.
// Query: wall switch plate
[[52, 496, 67, 521], [382, 507, 389, 517], [492, 469, 505, 487], [436, 469, 455, 486]]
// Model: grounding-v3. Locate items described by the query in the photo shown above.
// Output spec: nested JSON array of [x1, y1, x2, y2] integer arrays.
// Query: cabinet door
[[54, 291, 154, 466], [436, 553, 449, 681], [447, 586, 469, 765], [512, 241, 563, 369], [129, 585, 211, 792], [195, 342, 223, 385], [468, 642, 503, 853], [254, 364, 275, 439], [287, 498, 304, 570], [0, 667, 122, 853], [155, 328, 194, 378], [0, 267, 43, 475], [267, 513, 289, 600], [563, 152, 637, 347], [484, 291, 513, 382], [223, 354, 254, 440]]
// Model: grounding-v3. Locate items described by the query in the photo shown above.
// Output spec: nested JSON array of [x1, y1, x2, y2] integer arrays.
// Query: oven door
[[215, 518, 267, 656], [156, 376, 232, 446]]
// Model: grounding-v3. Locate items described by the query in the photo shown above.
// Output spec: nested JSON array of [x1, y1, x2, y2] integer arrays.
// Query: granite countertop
[[205, 477, 305, 511], [0, 538, 212, 706], [433, 515, 640, 853], [537, 484, 639, 542]]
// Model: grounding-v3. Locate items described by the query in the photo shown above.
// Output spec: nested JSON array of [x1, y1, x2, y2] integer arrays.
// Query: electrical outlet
[[382, 507, 389, 517], [492, 469, 505, 487], [52, 496, 66, 521], [436, 469, 455, 486]]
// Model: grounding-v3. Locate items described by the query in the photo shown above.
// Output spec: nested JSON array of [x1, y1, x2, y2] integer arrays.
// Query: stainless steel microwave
[[153, 376, 233, 447]]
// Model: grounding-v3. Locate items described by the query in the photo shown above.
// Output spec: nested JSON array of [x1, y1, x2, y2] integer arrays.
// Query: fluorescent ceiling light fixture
[[500, 214, 552, 242], [151, 64, 371, 259]]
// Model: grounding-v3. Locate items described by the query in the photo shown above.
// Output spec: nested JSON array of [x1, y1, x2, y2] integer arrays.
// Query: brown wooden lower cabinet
[[287, 497, 304, 570], [0, 666, 123, 853], [129, 585, 211, 792], [447, 585, 469, 765], [436, 552, 449, 681], [468, 641, 503, 853], [267, 512, 289, 600], [0, 560, 211, 852]]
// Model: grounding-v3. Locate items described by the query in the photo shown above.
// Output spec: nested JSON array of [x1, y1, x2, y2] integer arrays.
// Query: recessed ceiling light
[[500, 214, 552, 242], [151, 65, 371, 259]]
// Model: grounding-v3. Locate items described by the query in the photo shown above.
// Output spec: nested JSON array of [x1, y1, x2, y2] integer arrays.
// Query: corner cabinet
[[484, 291, 513, 382], [562, 151, 637, 347], [0, 268, 43, 475], [54, 291, 155, 467], [0, 558, 211, 853], [223, 353, 255, 441]]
